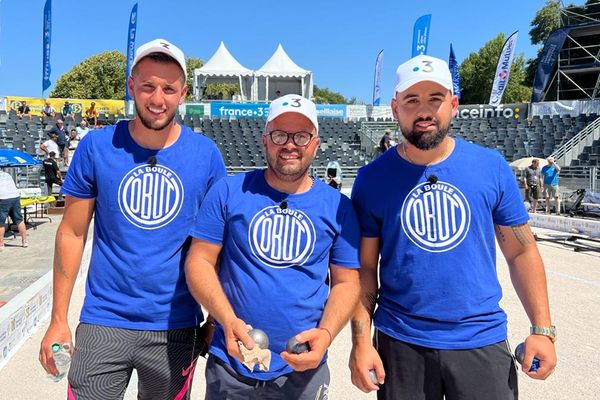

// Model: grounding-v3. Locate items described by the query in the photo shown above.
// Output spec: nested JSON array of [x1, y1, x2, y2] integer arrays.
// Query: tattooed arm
[[40, 196, 94, 376], [349, 237, 384, 392], [495, 223, 556, 380]]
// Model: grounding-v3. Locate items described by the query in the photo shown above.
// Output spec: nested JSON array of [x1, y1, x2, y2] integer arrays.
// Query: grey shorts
[[375, 330, 518, 400], [68, 323, 202, 400], [0, 196, 23, 224], [205, 355, 330, 400], [543, 184, 559, 198]]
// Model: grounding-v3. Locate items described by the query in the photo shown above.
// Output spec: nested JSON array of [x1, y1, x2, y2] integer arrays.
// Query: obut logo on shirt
[[401, 181, 471, 252], [118, 164, 184, 230], [248, 205, 316, 269]]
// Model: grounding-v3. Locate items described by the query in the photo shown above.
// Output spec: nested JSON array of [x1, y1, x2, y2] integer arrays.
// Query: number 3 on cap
[[421, 60, 433, 73], [290, 98, 302, 107]]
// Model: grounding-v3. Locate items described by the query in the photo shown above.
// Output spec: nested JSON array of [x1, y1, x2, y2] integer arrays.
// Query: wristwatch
[[530, 325, 557, 343]]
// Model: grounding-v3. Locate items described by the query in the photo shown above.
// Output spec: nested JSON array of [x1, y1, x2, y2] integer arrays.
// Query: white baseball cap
[[266, 94, 319, 133], [547, 156, 555, 161], [394, 54, 453, 94], [132, 38, 187, 80]]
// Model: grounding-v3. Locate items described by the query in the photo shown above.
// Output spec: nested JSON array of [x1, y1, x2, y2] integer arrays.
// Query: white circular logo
[[401, 181, 471, 252], [248, 206, 316, 269], [118, 164, 184, 230]]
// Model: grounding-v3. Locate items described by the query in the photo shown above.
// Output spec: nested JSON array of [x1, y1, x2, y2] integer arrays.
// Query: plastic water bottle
[[48, 342, 71, 382]]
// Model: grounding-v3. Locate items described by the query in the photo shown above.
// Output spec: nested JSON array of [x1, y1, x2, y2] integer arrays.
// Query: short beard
[[401, 117, 449, 150], [134, 100, 177, 131], [266, 149, 311, 183]]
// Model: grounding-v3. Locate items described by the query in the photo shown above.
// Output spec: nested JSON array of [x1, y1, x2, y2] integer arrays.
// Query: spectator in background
[[524, 159, 542, 213], [541, 156, 561, 214], [42, 151, 63, 197], [40, 133, 60, 159], [47, 119, 69, 166], [85, 101, 99, 126], [68, 128, 79, 151], [61, 101, 75, 119], [41, 100, 56, 120], [76, 120, 90, 140], [17, 100, 32, 119], [0, 169, 28, 249], [379, 129, 392, 153]]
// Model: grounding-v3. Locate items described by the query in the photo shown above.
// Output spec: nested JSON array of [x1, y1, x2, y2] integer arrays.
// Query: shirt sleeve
[[492, 156, 529, 227], [61, 135, 96, 199], [206, 145, 227, 194], [329, 196, 361, 268], [190, 178, 228, 245], [351, 169, 380, 237]]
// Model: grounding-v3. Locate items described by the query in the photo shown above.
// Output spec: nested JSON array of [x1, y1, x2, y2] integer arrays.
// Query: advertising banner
[[531, 27, 571, 102], [316, 104, 346, 119], [210, 102, 269, 119], [42, 0, 52, 93], [456, 103, 528, 120], [489, 31, 519, 106], [373, 50, 384, 106], [346, 105, 368, 120], [6, 97, 124, 116], [124, 3, 138, 102], [449, 44, 461, 100], [412, 14, 432, 57]]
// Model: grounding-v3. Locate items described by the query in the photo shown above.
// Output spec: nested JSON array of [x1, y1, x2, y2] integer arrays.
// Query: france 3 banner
[[42, 0, 52, 92], [5, 97, 124, 116], [373, 50, 384, 106], [211, 102, 270, 119], [124, 3, 138, 102], [489, 31, 519, 106], [412, 14, 431, 57], [531, 26, 571, 103]]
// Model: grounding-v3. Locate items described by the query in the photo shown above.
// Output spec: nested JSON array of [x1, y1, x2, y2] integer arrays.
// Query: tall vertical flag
[[448, 44, 461, 99], [531, 27, 571, 102], [42, 0, 52, 94], [372, 49, 384, 106], [125, 3, 138, 102], [412, 14, 431, 57], [489, 31, 518, 106]]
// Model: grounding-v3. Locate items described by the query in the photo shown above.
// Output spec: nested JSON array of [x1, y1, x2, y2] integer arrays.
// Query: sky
[[0, 0, 582, 104]]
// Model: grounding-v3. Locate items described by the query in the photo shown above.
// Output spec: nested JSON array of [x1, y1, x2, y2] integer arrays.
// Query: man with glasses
[[185, 94, 361, 399]]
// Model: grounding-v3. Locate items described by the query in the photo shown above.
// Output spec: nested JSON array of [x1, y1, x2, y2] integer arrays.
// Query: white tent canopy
[[193, 42, 253, 101], [253, 44, 313, 102]]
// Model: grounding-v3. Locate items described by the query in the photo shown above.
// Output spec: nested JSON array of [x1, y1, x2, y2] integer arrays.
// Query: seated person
[[325, 160, 343, 190], [41, 101, 56, 119], [61, 101, 75, 119], [17, 101, 32, 119], [75, 120, 90, 140], [68, 128, 79, 150], [85, 102, 99, 126]]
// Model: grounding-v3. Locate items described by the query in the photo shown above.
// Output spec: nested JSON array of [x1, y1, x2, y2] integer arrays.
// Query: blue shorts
[[0, 196, 23, 224]]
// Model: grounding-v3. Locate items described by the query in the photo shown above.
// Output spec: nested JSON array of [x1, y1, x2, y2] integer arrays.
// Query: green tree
[[204, 83, 240, 99], [313, 86, 354, 104], [185, 56, 204, 100], [51, 51, 126, 99], [459, 33, 530, 104]]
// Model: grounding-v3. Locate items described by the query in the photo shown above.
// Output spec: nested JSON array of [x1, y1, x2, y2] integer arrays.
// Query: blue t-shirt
[[190, 170, 360, 380], [62, 121, 226, 330], [351, 138, 528, 350], [541, 164, 559, 186]]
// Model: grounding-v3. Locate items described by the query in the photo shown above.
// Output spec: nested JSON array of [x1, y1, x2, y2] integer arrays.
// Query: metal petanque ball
[[286, 337, 310, 354], [369, 369, 379, 385], [248, 328, 269, 349], [514, 342, 540, 372]]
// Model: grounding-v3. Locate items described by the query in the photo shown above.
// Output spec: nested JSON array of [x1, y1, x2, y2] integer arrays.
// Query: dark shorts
[[205, 355, 330, 400], [375, 330, 518, 400], [525, 185, 539, 202], [58, 143, 66, 153], [0, 196, 23, 224], [68, 323, 202, 400]]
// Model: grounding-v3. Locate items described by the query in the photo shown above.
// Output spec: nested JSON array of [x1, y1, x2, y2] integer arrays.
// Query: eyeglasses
[[266, 130, 314, 147]]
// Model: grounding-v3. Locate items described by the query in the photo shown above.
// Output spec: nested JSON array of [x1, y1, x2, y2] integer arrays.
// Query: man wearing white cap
[[185, 94, 360, 399], [39, 38, 226, 399], [541, 156, 561, 214], [349, 55, 556, 399]]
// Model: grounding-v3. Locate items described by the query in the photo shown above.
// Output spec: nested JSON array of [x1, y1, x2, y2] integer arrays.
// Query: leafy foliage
[[51, 51, 126, 99]]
